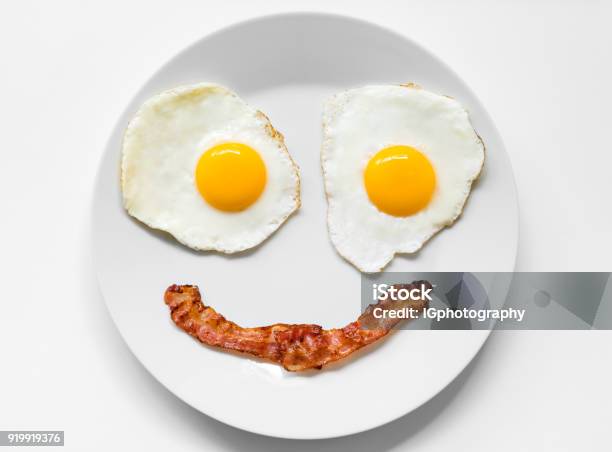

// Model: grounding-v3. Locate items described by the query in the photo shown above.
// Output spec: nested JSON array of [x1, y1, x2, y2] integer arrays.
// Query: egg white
[[121, 83, 300, 253], [321, 84, 485, 272]]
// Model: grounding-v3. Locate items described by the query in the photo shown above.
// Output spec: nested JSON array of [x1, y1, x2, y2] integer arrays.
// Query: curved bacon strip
[[164, 281, 431, 371]]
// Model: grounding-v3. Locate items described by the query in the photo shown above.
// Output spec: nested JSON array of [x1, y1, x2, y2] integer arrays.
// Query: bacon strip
[[164, 281, 431, 371]]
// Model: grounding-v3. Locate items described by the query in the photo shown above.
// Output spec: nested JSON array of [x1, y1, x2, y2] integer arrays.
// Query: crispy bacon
[[164, 281, 431, 371]]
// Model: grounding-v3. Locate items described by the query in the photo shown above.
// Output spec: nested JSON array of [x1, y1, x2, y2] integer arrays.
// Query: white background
[[1, 0, 611, 450]]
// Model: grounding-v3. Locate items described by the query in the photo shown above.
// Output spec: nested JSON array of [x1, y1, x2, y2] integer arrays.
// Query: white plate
[[93, 13, 518, 439]]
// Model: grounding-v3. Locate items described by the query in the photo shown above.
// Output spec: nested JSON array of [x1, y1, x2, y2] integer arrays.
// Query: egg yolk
[[195, 142, 267, 212], [364, 145, 436, 217]]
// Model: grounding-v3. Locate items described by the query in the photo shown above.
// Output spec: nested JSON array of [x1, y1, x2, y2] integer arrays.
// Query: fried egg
[[321, 84, 485, 272], [121, 83, 300, 253]]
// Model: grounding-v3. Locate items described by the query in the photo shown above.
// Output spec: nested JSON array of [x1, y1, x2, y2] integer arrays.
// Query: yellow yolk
[[364, 145, 436, 217], [195, 142, 267, 212]]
